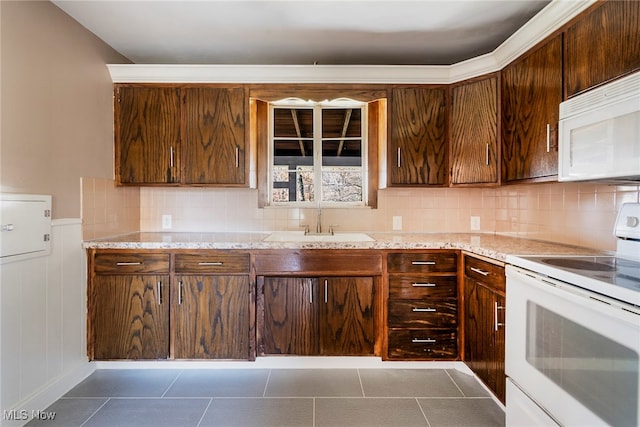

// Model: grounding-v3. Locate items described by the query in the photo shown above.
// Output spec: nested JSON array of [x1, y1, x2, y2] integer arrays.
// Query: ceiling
[[51, 0, 551, 66]]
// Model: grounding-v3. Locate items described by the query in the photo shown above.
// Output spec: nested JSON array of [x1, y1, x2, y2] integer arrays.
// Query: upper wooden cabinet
[[114, 85, 247, 186], [390, 86, 448, 186], [564, 0, 640, 98], [115, 86, 181, 184], [501, 34, 562, 183], [449, 74, 499, 185], [181, 87, 245, 185]]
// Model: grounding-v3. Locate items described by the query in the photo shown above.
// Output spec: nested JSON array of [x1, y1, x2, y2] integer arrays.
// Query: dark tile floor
[[26, 368, 504, 427]]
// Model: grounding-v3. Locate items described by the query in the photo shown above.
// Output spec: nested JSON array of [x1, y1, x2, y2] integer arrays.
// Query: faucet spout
[[316, 207, 322, 234]]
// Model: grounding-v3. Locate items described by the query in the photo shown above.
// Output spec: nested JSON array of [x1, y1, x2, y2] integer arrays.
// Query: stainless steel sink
[[263, 231, 374, 242]]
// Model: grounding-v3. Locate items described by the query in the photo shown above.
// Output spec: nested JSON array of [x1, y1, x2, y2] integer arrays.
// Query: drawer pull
[[116, 262, 142, 266], [412, 283, 436, 287], [198, 262, 224, 266], [412, 338, 436, 344], [411, 261, 436, 265], [470, 266, 490, 276], [412, 307, 436, 312]]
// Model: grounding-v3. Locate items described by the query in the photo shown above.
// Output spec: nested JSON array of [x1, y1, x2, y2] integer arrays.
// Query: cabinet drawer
[[387, 252, 457, 273], [388, 300, 457, 328], [388, 329, 457, 359], [464, 256, 505, 293], [389, 275, 457, 299], [93, 253, 170, 274], [174, 253, 249, 274]]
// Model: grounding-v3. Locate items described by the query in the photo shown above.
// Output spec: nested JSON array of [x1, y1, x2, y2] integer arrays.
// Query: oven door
[[506, 265, 640, 427]]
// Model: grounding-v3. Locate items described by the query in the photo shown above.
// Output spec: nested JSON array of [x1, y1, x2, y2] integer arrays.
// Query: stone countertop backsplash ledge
[[82, 232, 606, 262]]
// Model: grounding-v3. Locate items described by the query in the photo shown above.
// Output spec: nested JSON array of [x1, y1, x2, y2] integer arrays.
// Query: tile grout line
[[79, 397, 111, 427], [357, 368, 366, 397], [415, 397, 433, 427], [195, 397, 213, 427], [444, 369, 466, 397], [263, 369, 272, 397], [161, 369, 184, 398], [312, 397, 316, 427]]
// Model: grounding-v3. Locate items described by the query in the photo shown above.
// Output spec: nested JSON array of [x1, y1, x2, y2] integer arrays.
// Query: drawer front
[[388, 300, 457, 328], [93, 253, 170, 274], [174, 253, 249, 274], [387, 252, 457, 273], [464, 256, 505, 293], [388, 329, 457, 359], [389, 275, 457, 299]]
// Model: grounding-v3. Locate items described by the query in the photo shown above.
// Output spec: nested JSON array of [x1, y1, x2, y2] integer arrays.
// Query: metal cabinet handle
[[170, 146, 175, 167], [157, 281, 162, 305], [412, 261, 435, 265], [546, 123, 551, 153], [486, 143, 490, 165], [178, 281, 183, 305], [412, 283, 436, 287], [235, 146, 240, 168], [324, 279, 328, 304], [397, 147, 401, 168], [412, 307, 436, 312], [470, 267, 489, 276], [1, 224, 14, 232], [198, 262, 223, 266], [494, 301, 505, 331], [412, 338, 436, 343], [116, 262, 141, 266]]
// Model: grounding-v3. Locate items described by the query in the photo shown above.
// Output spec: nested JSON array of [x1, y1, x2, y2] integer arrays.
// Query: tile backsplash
[[81, 177, 140, 240], [82, 178, 639, 252]]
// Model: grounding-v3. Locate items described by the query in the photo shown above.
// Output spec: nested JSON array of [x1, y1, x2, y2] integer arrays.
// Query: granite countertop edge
[[83, 231, 608, 263]]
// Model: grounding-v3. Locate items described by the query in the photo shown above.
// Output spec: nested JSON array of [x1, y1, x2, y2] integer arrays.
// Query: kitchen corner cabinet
[[90, 252, 171, 359], [262, 276, 375, 356], [390, 86, 448, 186], [501, 34, 562, 183], [386, 251, 458, 360], [114, 84, 247, 186], [115, 86, 181, 184], [463, 255, 505, 403], [564, 0, 640, 98], [449, 74, 499, 185]]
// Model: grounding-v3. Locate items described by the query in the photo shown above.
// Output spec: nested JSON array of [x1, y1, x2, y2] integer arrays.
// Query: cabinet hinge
[[44, 209, 51, 218], [44, 234, 50, 242]]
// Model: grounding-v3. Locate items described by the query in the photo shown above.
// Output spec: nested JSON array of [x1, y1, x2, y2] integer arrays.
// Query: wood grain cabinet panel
[[463, 255, 506, 403], [564, 0, 640, 98], [173, 275, 250, 359], [93, 274, 170, 360], [390, 86, 448, 186], [450, 75, 499, 185], [181, 87, 246, 185], [501, 34, 562, 182], [115, 86, 181, 185]]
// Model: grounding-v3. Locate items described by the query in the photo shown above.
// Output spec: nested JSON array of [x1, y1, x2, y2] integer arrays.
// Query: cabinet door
[[564, 0, 640, 98], [174, 275, 250, 359], [262, 277, 318, 355], [182, 87, 245, 184], [115, 86, 180, 184], [501, 34, 562, 182], [390, 87, 448, 185], [464, 278, 506, 403], [93, 275, 169, 359], [320, 277, 375, 356], [450, 75, 499, 184]]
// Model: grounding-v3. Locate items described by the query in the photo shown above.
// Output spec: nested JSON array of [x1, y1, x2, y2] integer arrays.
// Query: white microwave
[[558, 71, 640, 182]]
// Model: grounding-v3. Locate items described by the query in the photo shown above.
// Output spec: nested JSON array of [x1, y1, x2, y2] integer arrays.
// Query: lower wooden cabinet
[[261, 276, 375, 356], [463, 255, 506, 402]]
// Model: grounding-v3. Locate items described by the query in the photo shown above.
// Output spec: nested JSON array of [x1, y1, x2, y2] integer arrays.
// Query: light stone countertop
[[83, 232, 607, 262]]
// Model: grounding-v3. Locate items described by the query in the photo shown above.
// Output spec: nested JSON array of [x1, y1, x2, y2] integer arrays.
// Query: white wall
[[0, 221, 94, 427]]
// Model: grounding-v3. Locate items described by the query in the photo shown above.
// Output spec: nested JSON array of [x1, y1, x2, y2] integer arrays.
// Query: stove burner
[[541, 258, 616, 272]]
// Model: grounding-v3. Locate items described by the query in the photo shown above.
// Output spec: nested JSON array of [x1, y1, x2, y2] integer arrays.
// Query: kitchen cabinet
[[262, 276, 375, 356], [181, 87, 246, 185], [386, 251, 458, 360], [88, 250, 252, 360], [449, 74, 500, 185], [114, 84, 247, 186], [115, 86, 181, 184], [390, 86, 448, 186], [501, 34, 562, 183], [463, 255, 505, 402], [173, 252, 251, 359], [564, 0, 640, 98], [90, 252, 171, 359]]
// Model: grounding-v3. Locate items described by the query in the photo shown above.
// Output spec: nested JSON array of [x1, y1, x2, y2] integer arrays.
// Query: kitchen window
[[268, 98, 368, 207]]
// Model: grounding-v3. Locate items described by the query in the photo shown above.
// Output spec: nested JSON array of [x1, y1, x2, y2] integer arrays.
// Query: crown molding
[[108, 0, 597, 85]]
